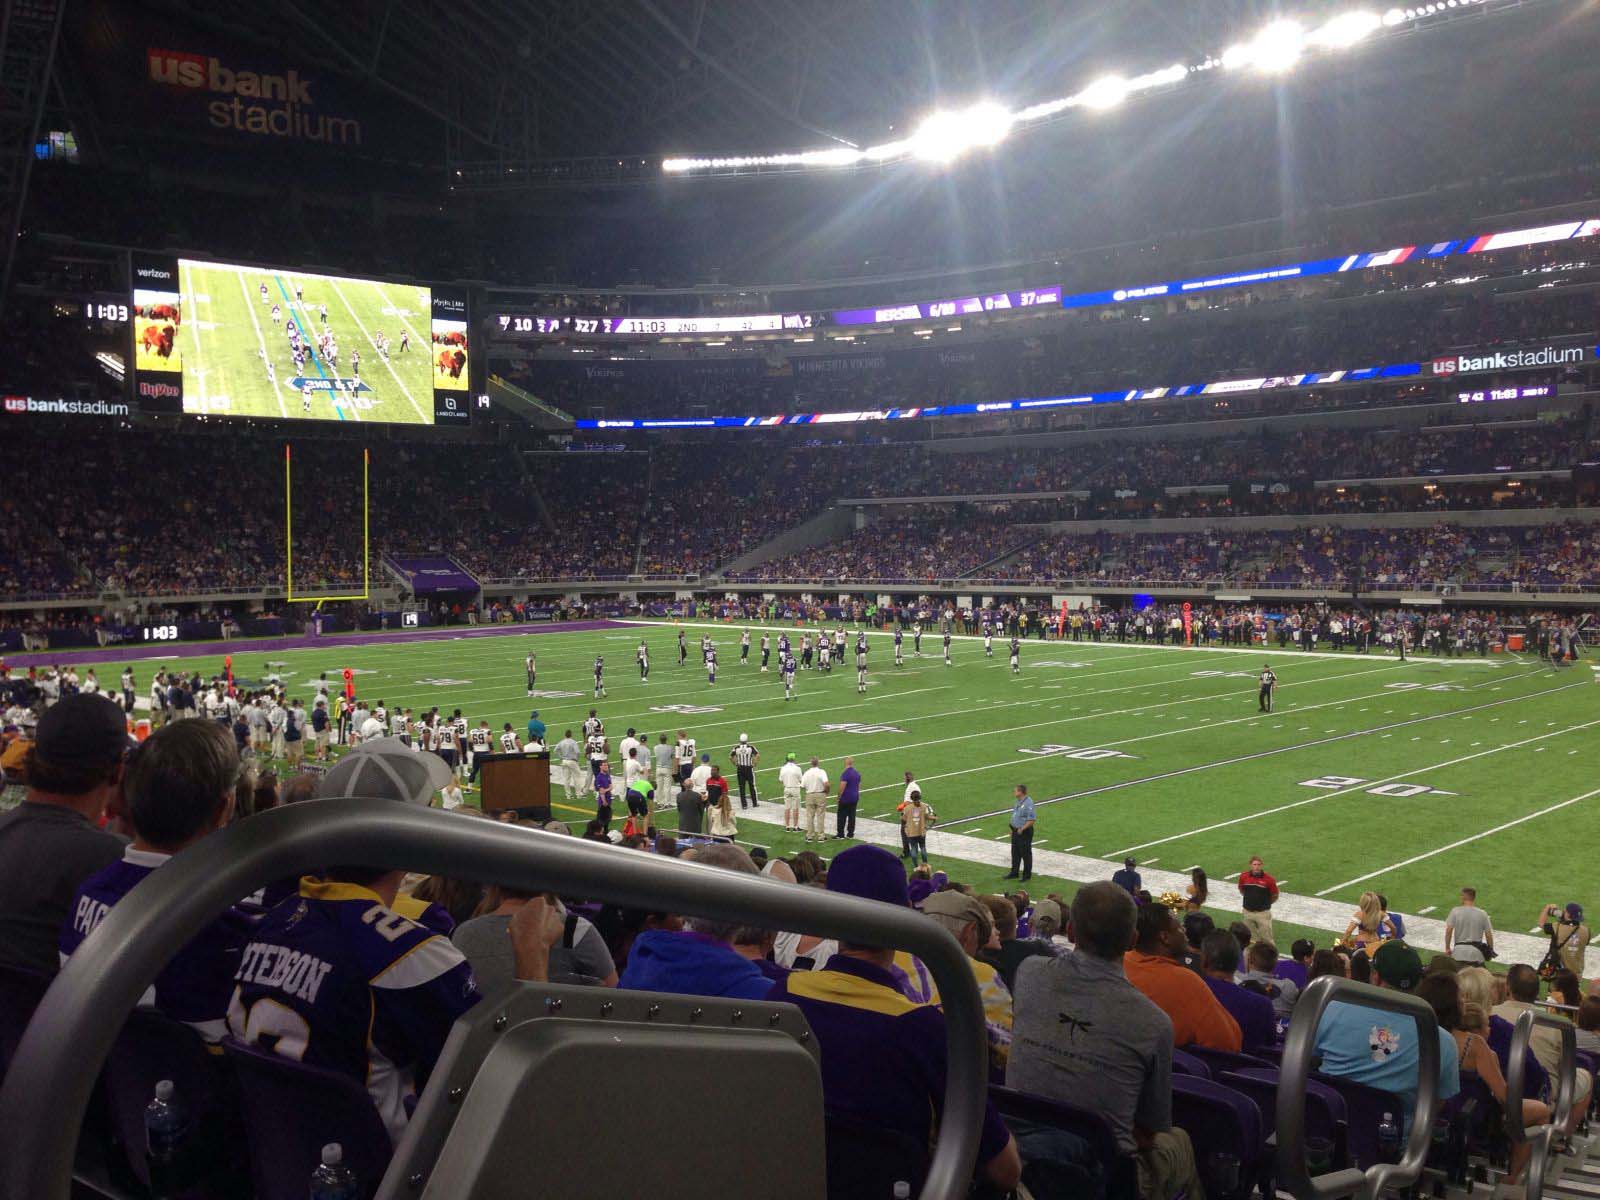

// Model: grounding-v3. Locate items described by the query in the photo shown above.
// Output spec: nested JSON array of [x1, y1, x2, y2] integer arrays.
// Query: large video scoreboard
[[130, 254, 473, 425]]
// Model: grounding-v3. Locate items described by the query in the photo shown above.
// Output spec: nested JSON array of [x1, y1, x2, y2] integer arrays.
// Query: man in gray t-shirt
[[1444, 888, 1494, 963], [1008, 882, 1200, 1200], [454, 898, 616, 989]]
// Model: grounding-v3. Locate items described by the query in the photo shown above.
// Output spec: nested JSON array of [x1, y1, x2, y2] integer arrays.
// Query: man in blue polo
[[770, 845, 1021, 1193], [526, 710, 547, 744], [1003, 783, 1035, 881]]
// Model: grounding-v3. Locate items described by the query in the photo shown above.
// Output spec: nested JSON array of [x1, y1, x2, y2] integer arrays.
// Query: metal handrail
[[0, 797, 987, 1200], [1505, 1006, 1579, 1200], [1276, 976, 1444, 1200]]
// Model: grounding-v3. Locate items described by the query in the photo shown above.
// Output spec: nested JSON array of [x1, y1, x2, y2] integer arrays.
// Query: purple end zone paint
[[0, 620, 632, 669]]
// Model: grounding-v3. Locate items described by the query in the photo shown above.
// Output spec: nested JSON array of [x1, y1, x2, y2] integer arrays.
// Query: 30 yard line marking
[[1316, 785, 1600, 896]]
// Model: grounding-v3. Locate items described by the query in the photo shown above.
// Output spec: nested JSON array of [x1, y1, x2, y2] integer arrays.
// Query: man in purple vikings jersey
[[227, 739, 560, 1143], [60, 720, 248, 1042]]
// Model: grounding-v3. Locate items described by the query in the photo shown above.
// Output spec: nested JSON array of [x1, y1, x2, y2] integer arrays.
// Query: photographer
[[1537, 902, 1591, 981]]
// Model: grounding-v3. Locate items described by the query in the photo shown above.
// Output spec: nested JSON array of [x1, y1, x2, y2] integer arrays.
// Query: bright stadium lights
[[909, 102, 1014, 163], [660, 1, 1498, 176]]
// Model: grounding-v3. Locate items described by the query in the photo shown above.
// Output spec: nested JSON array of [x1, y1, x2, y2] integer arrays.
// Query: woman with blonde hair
[[1343, 891, 1394, 953], [709, 785, 738, 839]]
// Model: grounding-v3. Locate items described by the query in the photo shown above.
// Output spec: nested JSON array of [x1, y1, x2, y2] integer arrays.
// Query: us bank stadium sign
[[1430, 343, 1591, 377], [147, 49, 361, 146]]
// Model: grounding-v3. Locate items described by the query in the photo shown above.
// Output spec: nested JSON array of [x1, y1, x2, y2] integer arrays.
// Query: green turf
[[177, 260, 434, 424], [110, 621, 1600, 947]]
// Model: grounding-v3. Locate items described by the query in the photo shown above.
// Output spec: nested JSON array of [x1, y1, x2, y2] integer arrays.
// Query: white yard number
[[1384, 682, 1464, 692], [819, 722, 906, 735], [651, 704, 723, 715], [1299, 775, 1456, 797], [1018, 744, 1135, 760]]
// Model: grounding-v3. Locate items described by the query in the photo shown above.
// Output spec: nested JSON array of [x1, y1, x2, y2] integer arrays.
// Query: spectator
[[1180, 912, 1214, 972], [770, 845, 1021, 1193], [1418, 972, 1548, 1189], [1199, 930, 1277, 1053], [616, 842, 773, 1001], [455, 884, 617, 988], [1313, 941, 1460, 1134], [1537, 903, 1591, 980], [902, 788, 933, 865], [1031, 898, 1072, 949], [1184, 868, 1208, 912], [675, 777, 705, 835], [1009, 881, 1204, 1200], [979, 893, 1054, 991], [1122, 902, 1243, 1051], [1112, 857, 1142, 895], [0, 694, 127, 976], [1344, 891, 1396, 954], [708, 786, 738, 838], [58, 719, 247, 1042], [1457, 966, 1548, 1103], [1576, 997, 1600, 1055], [1278, 938, 1315, 990], [923, 889, 1013, 1073], [1493, 963, 1591, 1137], [228, 737, 559, 1143], [1236, 941, 1297, 1015], [1236, 856, 1278, 944], [1308, 948, 1350, 982]]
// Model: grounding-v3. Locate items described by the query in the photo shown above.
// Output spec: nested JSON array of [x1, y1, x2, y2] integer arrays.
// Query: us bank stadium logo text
[[147, 50, 362, 146]]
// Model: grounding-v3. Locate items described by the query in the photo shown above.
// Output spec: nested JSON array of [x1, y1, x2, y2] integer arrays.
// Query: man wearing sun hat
[[769, 844, 1021, 1193], [228, 736, 562, 1142]]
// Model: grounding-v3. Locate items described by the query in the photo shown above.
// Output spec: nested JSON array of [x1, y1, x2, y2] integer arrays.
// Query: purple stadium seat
[[1171, 1074, 1266, 1200], [1309, 1071, 1407, 1169], [990, 1083, 1139, 1200], [1171, 1048, 1212, 1079], [102, 1009, 234, 1193], [1177, 1043, 1276, 1076], [223, 1038, 392, 1200], [1221, 1067, 1350, 1169]]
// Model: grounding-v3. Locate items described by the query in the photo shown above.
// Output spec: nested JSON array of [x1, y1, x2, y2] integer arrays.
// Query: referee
[[732, 733, 760, 809], [1258, 664, 1277, 713]]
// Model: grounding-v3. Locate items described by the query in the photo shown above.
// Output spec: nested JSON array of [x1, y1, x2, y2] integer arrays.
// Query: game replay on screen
[[131, 253, 470, 425]]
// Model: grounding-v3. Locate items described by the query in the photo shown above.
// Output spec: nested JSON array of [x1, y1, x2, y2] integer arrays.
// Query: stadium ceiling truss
[[144, 0, 1549, 191]]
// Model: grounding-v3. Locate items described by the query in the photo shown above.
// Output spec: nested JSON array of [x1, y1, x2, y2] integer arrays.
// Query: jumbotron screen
[[130, 254, 470, 425]]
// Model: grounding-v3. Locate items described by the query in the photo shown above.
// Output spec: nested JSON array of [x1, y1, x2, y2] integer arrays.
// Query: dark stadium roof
[[152, 0, 1316, 161]]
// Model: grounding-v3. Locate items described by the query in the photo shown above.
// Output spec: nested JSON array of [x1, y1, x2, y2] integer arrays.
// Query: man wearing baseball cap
[[1313, 940, 1459, 1133], [769, 845, 1021, 1193], [0, 693, 128, 975], [923, 889, 1014, 1073], [229, 736, 562, 1142]]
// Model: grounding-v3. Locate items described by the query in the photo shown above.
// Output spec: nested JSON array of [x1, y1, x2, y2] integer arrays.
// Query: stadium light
[[659, 1, 1500, 176], [909, 102, 1014, 163]]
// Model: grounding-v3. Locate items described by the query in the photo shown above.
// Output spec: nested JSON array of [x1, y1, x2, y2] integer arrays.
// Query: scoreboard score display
[[130, 253, 473, 425], [493, 312, 814, 337]]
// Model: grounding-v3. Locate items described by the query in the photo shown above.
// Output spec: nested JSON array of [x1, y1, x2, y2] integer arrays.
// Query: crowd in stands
[[3, 692, 1595, 1198], [737, 511, 1042, 583]]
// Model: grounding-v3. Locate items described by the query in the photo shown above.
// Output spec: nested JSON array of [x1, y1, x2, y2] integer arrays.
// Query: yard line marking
[[233, 267, 288, 419], [1316, 785, 1600, 896], [1417, 906, 1437, 915], [1225, 872, 1240, 880], [1034, 839, 1049, 846], [1113, 714, 1600, 859], [1140, 857, 1160, 866], [328, 277, 428, 421], [943, 679, 1578, 815], [1181, 865, 1201, 872], [992, 834, 1009, 840], [1064, 844, 1083, 852]]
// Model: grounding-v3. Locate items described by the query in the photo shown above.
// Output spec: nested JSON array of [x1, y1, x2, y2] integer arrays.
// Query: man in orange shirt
[[1121, 902, 1242, 1052]]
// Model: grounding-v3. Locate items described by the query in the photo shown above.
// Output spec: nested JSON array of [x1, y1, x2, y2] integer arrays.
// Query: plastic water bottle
[[144, 1079, 188, 1167], [892, 1184, 911, 1200], [1377, 1111, 1401, 1163], [309, 1142, 360, 1200]]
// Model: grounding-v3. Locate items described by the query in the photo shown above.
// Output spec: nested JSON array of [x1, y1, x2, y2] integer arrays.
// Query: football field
[[177, 260, 434, 424], [104, 620, 1600, 965]]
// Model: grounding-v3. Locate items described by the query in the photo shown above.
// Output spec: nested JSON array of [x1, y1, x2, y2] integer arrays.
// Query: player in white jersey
[[467, 721, 493, 786], [759, 634, 771, 672], [525, 652, 537, 695], [943, 629, 952, 667], [674, 732, 696, 783], [818, 639, 831, 673], [259, 282, 269, 303], [500, 724, 522, 754], [739, 629, 751, 665], [857, 642, 869, 694], [637, 641, 650, 680], [834, 629, 847, 659], [302, 383, 313, 413], [584, 731, 607, 788], [593, 655, 606, 699], [984, 629, 994, 657]]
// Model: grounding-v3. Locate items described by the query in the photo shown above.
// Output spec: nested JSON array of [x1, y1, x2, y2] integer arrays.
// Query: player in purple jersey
[[60, 721, 250, 1042], [227, 739, 561, 1143]]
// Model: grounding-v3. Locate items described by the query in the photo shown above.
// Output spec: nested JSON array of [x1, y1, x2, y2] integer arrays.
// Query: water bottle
[[144, 1079, 188, 1167], [892, 1184, 911, 1200], [309, 1142, 360, 1200], [1376, 1110, 1401, 1164]]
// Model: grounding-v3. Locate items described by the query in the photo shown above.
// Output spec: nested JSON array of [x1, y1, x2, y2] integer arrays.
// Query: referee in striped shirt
[[732, 734, 759, 809]]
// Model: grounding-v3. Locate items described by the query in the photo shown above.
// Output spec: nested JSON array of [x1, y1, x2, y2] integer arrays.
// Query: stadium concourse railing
[[0, 798, 989, 1200]]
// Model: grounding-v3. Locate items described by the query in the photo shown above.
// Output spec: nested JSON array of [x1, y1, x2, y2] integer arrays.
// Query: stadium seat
[[1170, 1075, 1266, 1200], [1176, 1044, 1276, 1078], [102, 1011, 234, 1194], [1307, 1071, 1408, 1170], [989, 1083, 1138, 1200], [1170, 1048, 1211, 1080], [222, 1038, 393, 1200], [0, 965, 48, 1082], [1219, 1068, 1349, 1171], [823, 1111, 929, 1199]]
